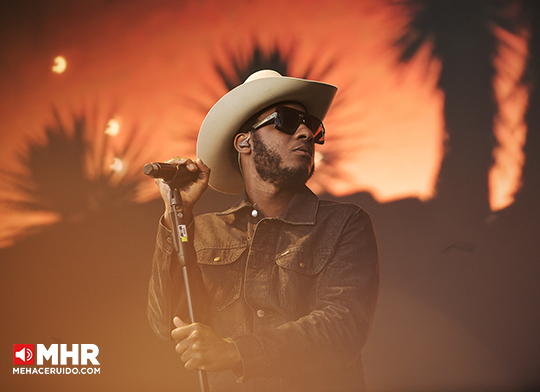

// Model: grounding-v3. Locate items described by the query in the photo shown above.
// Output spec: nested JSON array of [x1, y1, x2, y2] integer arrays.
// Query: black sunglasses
[[251, 106, 325, 144]]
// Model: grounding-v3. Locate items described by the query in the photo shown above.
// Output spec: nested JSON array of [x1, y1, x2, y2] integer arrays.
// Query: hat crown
[[244, 69, 282, 84]]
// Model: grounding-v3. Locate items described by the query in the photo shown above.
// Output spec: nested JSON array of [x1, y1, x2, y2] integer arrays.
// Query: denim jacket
[[147, 186, 379, 392]]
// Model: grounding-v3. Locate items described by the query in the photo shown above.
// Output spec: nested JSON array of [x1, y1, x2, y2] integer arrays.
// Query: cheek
[[258, 129, 288, 149]]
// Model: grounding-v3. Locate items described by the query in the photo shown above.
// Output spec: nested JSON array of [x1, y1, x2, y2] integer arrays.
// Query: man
[[147, 70, 379, 392]]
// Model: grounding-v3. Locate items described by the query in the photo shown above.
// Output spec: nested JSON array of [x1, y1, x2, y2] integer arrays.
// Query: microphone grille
[[143, 163, 159, 176]]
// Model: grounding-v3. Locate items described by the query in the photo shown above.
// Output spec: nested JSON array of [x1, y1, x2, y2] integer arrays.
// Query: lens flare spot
[[105, 119, 120, 136], [52, 56, 67, 74], [109, 157, 124, 173]]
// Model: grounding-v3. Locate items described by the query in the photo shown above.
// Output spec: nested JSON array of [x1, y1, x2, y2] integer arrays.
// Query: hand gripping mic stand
[[144, 162, 209, 392], [168, 186, 210, 392]]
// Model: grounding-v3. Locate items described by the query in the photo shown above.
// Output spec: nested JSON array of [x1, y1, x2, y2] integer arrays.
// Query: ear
[[234, 132, 252, 153]]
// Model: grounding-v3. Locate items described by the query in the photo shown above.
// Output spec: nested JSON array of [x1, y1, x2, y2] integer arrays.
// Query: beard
[[251, 132, 314, 191]]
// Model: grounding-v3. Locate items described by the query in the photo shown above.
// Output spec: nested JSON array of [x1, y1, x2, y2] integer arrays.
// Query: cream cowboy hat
[[196, 69, 337, 194]]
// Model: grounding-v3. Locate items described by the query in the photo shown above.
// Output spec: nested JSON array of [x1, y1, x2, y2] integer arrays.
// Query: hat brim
[[196, 74, 337, 194]]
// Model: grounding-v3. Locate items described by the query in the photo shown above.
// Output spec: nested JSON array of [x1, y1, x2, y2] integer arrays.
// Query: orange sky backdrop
[[0, 0, 528, 247]]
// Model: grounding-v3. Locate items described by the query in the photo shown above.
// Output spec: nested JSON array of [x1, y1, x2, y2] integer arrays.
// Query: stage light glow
[[52, 56, 67, 74], [105, 119, 120, 136], [109, 157, 124, 172], [314, 151, 324, 165]]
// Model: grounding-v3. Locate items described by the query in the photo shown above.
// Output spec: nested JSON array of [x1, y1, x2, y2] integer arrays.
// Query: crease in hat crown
[[244, 69, 283, 83], [196, 69, 337, 194]]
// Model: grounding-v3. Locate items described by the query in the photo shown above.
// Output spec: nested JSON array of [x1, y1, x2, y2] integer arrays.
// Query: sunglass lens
[[275, 107, 325, 144], [303, 116, 324, 144], [302, 115, 315, 130], [275, 110, 301, 135]]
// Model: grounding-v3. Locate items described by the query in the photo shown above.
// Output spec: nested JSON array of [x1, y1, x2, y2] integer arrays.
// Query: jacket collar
[[216, 185, 319, 225]]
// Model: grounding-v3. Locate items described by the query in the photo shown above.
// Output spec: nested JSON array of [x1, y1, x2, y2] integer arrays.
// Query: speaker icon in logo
[[13, 344, 34, 365]]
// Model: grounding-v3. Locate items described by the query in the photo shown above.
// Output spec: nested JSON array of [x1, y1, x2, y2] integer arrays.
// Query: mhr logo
[[13, 344, 99, 365]]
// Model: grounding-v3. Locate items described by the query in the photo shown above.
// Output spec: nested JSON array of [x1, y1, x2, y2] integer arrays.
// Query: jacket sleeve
[[147, 218, 207, 341], [230, 208, 380, 380]]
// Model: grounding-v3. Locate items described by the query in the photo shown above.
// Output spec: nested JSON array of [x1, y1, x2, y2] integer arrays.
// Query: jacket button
[[251, 209, 258, 218], [256, 309, 265, 318], [166, 237, 173, 244], [299, 262, 306, 268], [213, 257, 221, 262]]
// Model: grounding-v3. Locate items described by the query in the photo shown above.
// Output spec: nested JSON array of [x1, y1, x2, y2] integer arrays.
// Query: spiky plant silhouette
[[209, 41, 362, 189], [214, 41, 336, 90], [4, 110, 144, 226], [215, 43, 291, 91]]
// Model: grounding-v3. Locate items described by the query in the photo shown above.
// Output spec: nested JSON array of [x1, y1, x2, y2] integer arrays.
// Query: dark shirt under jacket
[[148, 186, 379, 392]]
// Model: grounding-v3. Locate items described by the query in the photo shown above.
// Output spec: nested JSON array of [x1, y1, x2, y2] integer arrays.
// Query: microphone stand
[[167, 185, 209, 392]]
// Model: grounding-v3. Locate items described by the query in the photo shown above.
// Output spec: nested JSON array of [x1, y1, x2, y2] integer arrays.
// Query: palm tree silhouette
[[3, 110, 144, 242], [394, 0, 522, 221]]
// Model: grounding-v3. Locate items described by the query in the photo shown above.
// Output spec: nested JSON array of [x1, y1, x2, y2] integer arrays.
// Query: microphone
[[143, 162, 199, 183]]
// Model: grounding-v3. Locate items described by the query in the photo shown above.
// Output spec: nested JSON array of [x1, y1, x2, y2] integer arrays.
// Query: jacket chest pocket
[[196, 246, 246, 312], [274, 247, 332, 316]]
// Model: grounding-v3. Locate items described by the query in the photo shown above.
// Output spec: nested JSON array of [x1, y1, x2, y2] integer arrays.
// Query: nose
[[294, 122, 315, 143]]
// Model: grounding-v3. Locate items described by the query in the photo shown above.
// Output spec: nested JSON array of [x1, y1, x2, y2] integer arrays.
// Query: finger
[[195, 158, 210, 174], [185, 160, 198, 172], [184, 354, 203, 371], [173, 316, 188, 328], [175, 339, 190, 356], [180, 338, 200, 363], [166, 156, 192, 165], [176, 330, 200, 361], [193, 160, 210, 184], [162, 157, 198, 176], [171, 325, 193, 342], [171, 320, 202, 342]]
